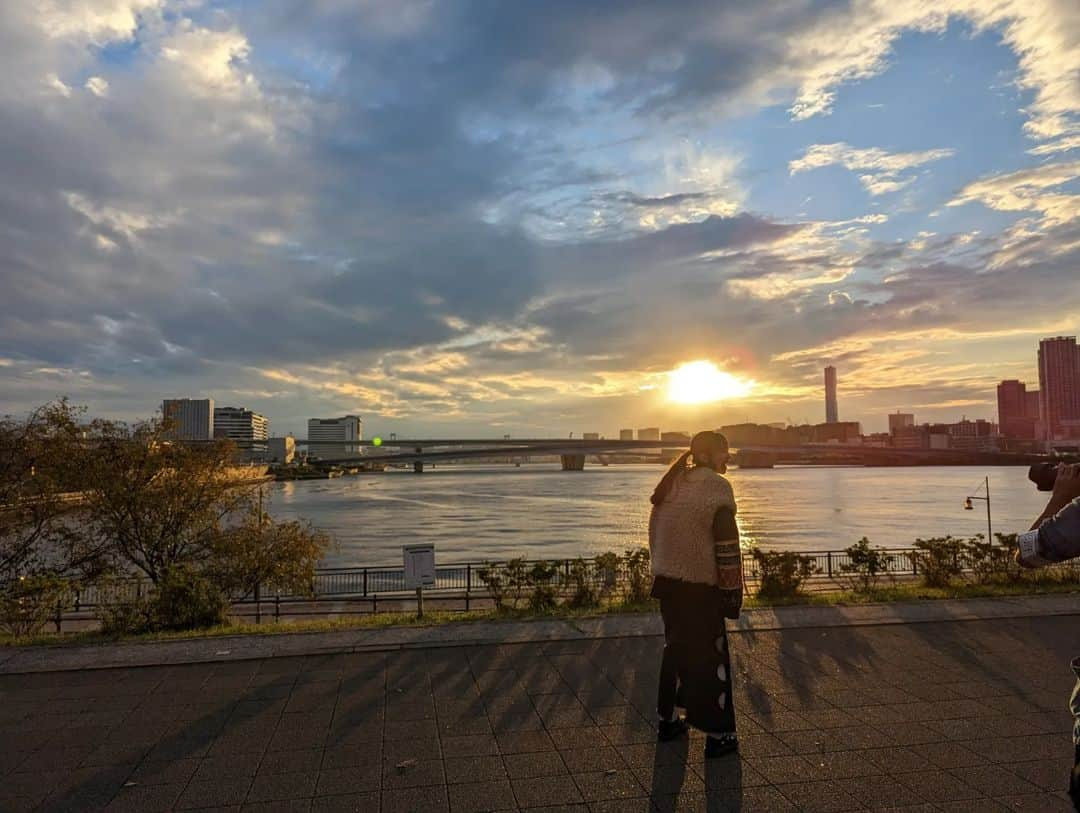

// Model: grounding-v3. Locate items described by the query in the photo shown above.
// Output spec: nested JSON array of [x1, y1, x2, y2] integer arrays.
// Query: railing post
[[74, 590, 81, 613], [465, 565, 471, 612], [54, 600, 62, 634], [274, 593, 280, 621], [255, 581, 261, 625], [827, 552, 833, 579], [363, 568, 368, 597]]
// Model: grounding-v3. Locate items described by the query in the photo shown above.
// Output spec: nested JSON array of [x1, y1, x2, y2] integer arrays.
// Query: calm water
[[266, 465, 1048, 568]]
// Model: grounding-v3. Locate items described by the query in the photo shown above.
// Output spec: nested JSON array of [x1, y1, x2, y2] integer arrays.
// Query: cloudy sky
[[2, 0, 1078, 438]]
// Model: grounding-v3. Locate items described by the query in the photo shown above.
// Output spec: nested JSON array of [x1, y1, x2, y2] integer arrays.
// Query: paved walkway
[[1, 599, 1077, 811], [3, 595, 1078, 674]]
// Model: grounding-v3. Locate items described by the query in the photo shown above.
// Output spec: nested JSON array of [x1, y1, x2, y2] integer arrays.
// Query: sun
[[667, 360, 754, 404]]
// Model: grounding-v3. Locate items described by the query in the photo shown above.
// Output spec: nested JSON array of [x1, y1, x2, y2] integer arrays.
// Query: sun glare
[[667, 360, 753, 404]]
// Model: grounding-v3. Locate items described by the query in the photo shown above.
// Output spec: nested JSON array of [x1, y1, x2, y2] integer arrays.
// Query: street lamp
[[963, 476, 993, 542]]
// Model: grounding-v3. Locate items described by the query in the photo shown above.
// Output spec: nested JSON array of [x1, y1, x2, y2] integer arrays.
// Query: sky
[[1, 0, 1078, 438]]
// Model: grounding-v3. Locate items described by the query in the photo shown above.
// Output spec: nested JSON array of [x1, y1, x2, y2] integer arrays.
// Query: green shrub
[[961, 534, 1019, 584], [594, 552, 620, 599], [913, 536, 965, 587], [476, 563, 507, 610], [99, 568, 227, 635], [623, 548, 652, 604], [751, 548, 818, 599], [0, 576, 71, 637], [528, 562, 559, 611], [566, 558, 600, 608], [504, 558, 530, 609], [153, 567, 228, 631], [838, 538, 891, 592]]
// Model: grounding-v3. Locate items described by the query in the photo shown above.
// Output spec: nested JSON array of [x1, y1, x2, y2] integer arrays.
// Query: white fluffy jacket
[[648, 466, 737, 587]]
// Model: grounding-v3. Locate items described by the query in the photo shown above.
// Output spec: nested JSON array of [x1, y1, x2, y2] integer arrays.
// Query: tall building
[[1037, 336, 1080, 441], [582, 432, 601, 441], [888, 412, 915, 435], [307, 415, 363, 460], [619, 429, 634, 441], [162, 398, 214, 441], [997, 380, 1038, 440], [214, 406, 269, 453], [637, 427, 660, 441], [824, 366, 838, 424]]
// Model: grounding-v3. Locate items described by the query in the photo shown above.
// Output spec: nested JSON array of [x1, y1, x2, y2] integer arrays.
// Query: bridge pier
[[560, 454, 585, 471]]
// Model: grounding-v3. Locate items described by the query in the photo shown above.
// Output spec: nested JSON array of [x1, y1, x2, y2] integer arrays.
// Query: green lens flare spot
[[373, 437, 382, 446]]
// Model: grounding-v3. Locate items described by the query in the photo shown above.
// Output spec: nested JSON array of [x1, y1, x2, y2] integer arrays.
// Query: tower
[[824, 366, 838, 424]]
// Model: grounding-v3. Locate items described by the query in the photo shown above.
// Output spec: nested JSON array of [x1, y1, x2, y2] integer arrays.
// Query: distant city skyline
[[1, 3, 1076, 437]]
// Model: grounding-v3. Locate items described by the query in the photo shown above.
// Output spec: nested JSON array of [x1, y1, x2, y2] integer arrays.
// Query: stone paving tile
[[571, 769, 645, 802], [382, 784, 450, 813], [512, 776, 585, 808], [3, 614, 1079, 812], [315, 764, 381, 795], [310, 791, 379, 812], [777, 779, 865, 812], [246, 770, 320, 803], [503, 750, 569, 779], [445, 754, 508, 783], [176, 776, 253, 809], [447, 779, 518, 812]]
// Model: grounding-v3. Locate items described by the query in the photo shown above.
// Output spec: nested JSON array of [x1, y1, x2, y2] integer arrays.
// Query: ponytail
[[651, 450, 692, 506]]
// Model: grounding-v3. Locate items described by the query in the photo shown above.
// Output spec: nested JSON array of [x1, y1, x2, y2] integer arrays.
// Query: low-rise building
[[267, 436, 296, 464]]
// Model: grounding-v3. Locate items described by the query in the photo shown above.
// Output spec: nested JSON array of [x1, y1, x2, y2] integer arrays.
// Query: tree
[[212, 495, 330, 601], [0, 400, 102, 583], [78, 417, 252, 584], [0, 400, 110, 636]]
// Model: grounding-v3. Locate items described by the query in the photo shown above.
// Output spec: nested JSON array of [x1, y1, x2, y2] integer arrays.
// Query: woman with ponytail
[[648, 430, 743, 758]]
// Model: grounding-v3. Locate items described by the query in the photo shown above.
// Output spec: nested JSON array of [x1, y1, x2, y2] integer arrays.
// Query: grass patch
[[2, 577, 1076, 648]]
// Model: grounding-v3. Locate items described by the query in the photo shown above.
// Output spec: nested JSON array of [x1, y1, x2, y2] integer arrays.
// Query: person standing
[[1016, 462, 1080, 810], [648, 430, 743, 758]]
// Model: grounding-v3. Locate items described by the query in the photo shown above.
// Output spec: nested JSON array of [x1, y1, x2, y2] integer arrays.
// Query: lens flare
[[667, 360, 753, 404]]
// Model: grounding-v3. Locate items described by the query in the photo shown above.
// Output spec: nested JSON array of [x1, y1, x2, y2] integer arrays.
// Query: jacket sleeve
[[1035, 497, 1080, 563], [713, 506, 743, 618]]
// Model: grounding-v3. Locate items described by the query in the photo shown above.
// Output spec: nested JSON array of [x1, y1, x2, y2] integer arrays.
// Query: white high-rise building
[[162, 398, 214, 441], [213, 406, 269, 452], [307, 415, 363, 460]]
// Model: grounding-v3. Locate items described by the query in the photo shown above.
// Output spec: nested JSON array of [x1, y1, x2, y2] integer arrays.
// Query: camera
[[1029, 462, 1060, 492]]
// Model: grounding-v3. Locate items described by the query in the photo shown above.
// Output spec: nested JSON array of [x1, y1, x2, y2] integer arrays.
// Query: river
[[265, 464, 1049, 568]]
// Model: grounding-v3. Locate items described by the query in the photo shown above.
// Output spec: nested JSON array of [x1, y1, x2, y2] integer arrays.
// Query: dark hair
[[650, 430, 729, 506]]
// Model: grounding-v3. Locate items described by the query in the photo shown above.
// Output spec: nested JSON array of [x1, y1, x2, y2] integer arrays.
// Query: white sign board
[[403, 544, 436, 589]]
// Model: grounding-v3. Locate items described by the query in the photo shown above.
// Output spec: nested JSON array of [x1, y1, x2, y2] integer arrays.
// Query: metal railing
[[22, 545, 1080, 631]]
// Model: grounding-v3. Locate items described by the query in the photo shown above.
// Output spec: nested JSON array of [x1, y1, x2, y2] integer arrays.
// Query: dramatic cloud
[[790, 142, 956, 195], [948, 161, 1080, 225], [0, 0, 1078, 434]]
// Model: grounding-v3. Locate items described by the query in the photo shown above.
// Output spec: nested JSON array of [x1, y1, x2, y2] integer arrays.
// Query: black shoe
[[657, 718, 688, 742], [704, 734, 738, 759]]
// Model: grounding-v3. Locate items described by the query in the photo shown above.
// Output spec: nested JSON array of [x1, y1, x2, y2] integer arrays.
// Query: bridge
[[293, 438, 1064, 472]]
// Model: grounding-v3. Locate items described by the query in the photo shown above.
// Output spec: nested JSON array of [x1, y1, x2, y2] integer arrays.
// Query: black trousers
[[656, 585, 736, 736]]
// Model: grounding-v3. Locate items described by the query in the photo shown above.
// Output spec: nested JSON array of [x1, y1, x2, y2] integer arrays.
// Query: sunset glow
[[667, 361, 754, 404]]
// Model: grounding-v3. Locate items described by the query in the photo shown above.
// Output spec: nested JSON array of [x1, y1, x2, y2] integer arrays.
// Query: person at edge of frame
[[647, 430, 744, 759], [1016, 462, 1080, 811]]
